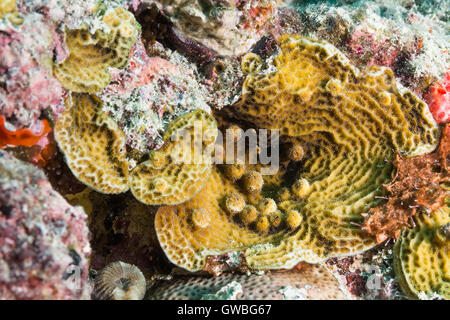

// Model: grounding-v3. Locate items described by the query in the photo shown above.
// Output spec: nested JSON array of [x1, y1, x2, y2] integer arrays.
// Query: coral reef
[[155, 35, 439, 272], [94, 261, 147, 300], [362, 124, 450, 243], [289, 0, 450, 93], [0, 151, 91, 299], [0, 8, 65, 130], [394, 204, 450, 300], [55, 102, 216, 204], [149, 264, 348, 300], [100, 39, 212, 155], [0, 0, 448, 301]]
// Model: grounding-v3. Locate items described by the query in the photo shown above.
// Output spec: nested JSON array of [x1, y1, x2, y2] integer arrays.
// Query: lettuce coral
[[155, 35, 440, 272], [55, 97, 217, 205], [54, 93, 130, 194], [53, 6, 139, 93], [394, 205, 450, 300], [130, 109, 218, 205]]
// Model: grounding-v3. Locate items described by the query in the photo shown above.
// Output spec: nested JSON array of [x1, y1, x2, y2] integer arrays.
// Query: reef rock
[[0, 151, 91, 299]]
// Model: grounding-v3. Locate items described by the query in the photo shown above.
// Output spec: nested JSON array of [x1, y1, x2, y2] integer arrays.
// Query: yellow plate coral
[[54, 93, 130, 194], [53, 7, 139, 93], [155, 35, 440, 271], [394, 205, 450, 300], [55, 95, 217, 205], [130, 109, 218, 205]]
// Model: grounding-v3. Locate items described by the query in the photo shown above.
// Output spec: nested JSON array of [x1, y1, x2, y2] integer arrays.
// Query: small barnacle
[[379, 91, 392, 106], [286, 210, 302, 229], [192, 208, 211, 229], [223, 164, 246, 180], [325, 78, 342, 96], [291, 178, 310, 199], [242, 170, 264, 194], [240, 205, 259, 225], [241, 53, 262, 75], [297, 90, 313, 103], [269, 211, 283, 228], [256, 216, 270, 234], [225, 193, 246, 215], [257, 198, 277, 215], [288, 143, 305, 161], [95, 262, 146, 300]]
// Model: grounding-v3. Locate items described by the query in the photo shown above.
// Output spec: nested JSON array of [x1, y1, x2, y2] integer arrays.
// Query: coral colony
[[0, 0, 448, 301]]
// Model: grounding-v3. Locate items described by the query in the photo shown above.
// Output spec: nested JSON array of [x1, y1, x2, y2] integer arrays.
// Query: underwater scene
[[0, 0, 448, 301]]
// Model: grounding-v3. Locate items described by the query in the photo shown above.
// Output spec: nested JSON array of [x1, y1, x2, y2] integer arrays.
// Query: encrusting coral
[[54, 93, 130, 194], [394, 204, 450, 300], [129, 109, 218, 205], [55, 98, 217, 205], [154, 35, 440, 272], [53, 6, 139, 93], [0, 115, 51, 149], [362, 124, 450, 243], [94, 261, 147, 300]]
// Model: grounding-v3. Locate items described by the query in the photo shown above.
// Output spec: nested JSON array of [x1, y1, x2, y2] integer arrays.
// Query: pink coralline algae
[[0, 151, 91, 299], [346, 24, 407, 69], [425, 71, 450, 123], [0, 15, 65, 130]]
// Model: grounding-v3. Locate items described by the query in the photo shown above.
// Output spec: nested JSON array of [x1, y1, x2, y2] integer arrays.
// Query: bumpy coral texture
[[0, 150, 91, 299], [362, 124, 450, 243], [130, 109, 217, 205], [155, 35, 439, 271], [54, 93, 130, 194], [394, 205, 450, 300], [53, 7, 139, 93], [55, 103, 216, 205], [149, 264, 348, 300]]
